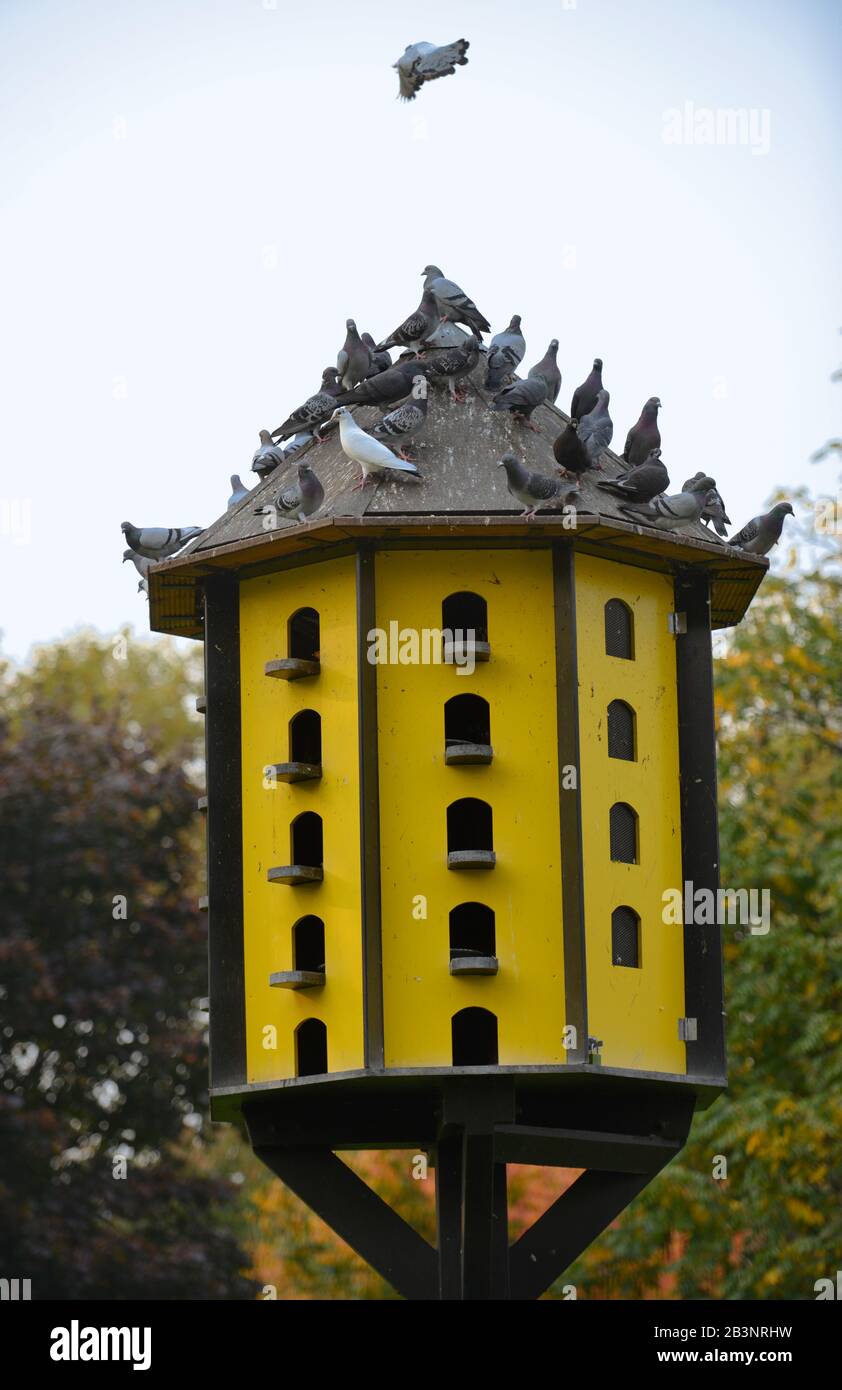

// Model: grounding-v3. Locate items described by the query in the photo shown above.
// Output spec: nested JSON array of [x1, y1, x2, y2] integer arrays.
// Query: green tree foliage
[[0, 630, 255, 1299]]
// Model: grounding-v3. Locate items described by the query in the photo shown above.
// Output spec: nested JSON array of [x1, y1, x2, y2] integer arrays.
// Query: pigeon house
[[146, 364, 769, 1300]]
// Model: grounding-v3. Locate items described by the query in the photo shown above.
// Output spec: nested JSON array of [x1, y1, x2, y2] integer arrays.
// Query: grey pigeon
[[598, 448, 669, 503], [333, 358, 428, 409], [271, 372, 343, 440], [361, 333, 392, 376], [623, 396, 662, 468], [528, 339, 561, 405], [253, 428, 288, 475], [498, 453, 580, 521], [277, 461, 325, 523], [394, 40, 469, 101], [619, 474, 717, 533], [227, 474, 250, 510], [376, 293, 439, 354], [485, 315, 526, 391], [337, 319, 372, 392], [421, 336, 481, 401], [683, 472, 731, 537], [122, 548, 153, 594], [553, 419, 592, 478], [729, 502, 794, 555], [423, 320, 472, 350], [570, 359, 604, 421], [121, 522, 203, 560], [422, 265, 491, 335], [370, 376, 429, 457], [283, 431, 314, 457], [492, 375, 547, 429], [332, 406, 422, 488], [577, 389, 614, 465]]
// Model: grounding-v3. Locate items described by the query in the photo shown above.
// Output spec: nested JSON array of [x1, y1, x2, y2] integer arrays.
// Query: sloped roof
[[148, 353, 767, 638]]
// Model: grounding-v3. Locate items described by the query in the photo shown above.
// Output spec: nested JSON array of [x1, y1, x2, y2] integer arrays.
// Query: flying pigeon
[[332, 406, 422, 488], [623, 397, 662, 468], [553, 420, 592, 478], [570, 359, 604, 422], [370, 376, 429, 457], [528, 339, 561, 405], [421, 336, 481, 401], [485, 316, 526, 391], [253, 428, 288, 475], [498, 453, 580, 521], [729, 502, 794, 555], [598, 448, 669, 503], [619, 475, 717, 533], [122, 548, 153, 593], [683, 472, 731, 537], [361, 333, 393, 376], [121, 523, 203, 560], [492, 375, 547, 429], [333, 358, 428, 409], [337, 319, 372, 392], [271, 372, 344, 440], [422, 266, 491, 336], [375, 293, 439, 355], [577, 390, 614, 466], [394, 40, 470, 101], [227, 474, 250, 510]]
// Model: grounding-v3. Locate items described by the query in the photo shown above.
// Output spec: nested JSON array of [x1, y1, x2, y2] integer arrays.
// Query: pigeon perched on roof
[[623, 397, 662, 467], [683, 473, 731, 537], [394, 40, 470, 101], [553, 420, 592, 478], [361, 333, 393, 376], [492, 375, 547, 430], [337, 319, 373, 391], [729, 502, 794, 555], [227, 474, 250, 510], [121, 523, 203, 560], [283, 431, 314, 457], [332, 406, 422, 487], [422, 266, 491, 335], [423, 320, 472, 350], [421, 336, 481, 401], [333, 358, 428, 409], [253, 428, 288, 474], [277, 462, 325, 523], [619, 475, 717, 532], [271, 373, 342, 441], [598, 448, 668, 503], [122, 548, 153, 593], [577, 390, 614, 466], [570, 359, 604, 422], [498, 453, 580, 521], [370, 376, 429, 458], [485, 316, 526, 391], [528, 340, 561, 405], [375, 293, 439, 354]]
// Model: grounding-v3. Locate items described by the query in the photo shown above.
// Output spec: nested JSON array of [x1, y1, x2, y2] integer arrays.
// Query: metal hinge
[[678, 1017, 698, 1041], [668, 611, 688, 635], [587, 1036, 604, 1065]]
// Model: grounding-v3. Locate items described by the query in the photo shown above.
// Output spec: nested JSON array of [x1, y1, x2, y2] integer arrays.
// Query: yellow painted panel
[[575, 554, 685, 1074], [375, 550, 565, 1068], [239, 558, 364, 1081]]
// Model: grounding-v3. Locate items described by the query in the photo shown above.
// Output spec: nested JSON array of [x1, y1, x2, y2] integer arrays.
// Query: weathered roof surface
[[148, 355, 768, 638]]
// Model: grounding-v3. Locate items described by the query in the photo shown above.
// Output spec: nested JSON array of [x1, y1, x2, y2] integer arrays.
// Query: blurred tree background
[[1, 473, 839, 1299]]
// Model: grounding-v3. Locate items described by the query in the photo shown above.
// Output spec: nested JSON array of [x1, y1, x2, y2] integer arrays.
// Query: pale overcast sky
[[1, 0, 840, 661]]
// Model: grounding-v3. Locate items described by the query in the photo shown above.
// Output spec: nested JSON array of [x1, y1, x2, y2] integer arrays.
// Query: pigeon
[[122, 548, 153, 593], [394, 40, 470, 101], [570, 359, 604, 422], [361, 333, 392, 376], [423, 320, 472, 350], [498, 453, 580, 521], [277, 462, 325, 523], [598, 448, 669, 503], [492, 375, 547, 430], [331, 406, 422, 487], [253, 428, 288, 475], [683, 473, 731, 537], [333, 358, 428, 409], [375, 293, 439, 355], [619, 475, 717, 532], [528, 339, 561, 405], [283, 431, 314, 457], [422, 265, 491, 335], [729, 502, 794, 555], [271, 372, 344, 440], [227, 474, 250, 510], [370, 376, 429, 457], [553, 420, 592, 478], [421, 336, 481, 401], [121, 523, 203, 560], [623, 397, 662, 468], [577, 390, 614, 465], [485, 315, 526, 391], [337, 319, 372, 392]]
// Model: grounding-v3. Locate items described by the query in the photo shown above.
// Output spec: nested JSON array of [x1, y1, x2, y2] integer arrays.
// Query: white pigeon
[[227, 474, 250, 510], [331, 407, 421, 489]]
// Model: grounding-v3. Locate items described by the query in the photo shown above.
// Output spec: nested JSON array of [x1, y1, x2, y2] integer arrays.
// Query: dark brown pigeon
[[570, 358, 604, 421], [623, 396, 662, 468], [553, 419, 592, 477], [598, 448, 669, 503], [528, 339, 561, 405], [492, 375, 547, 430]]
